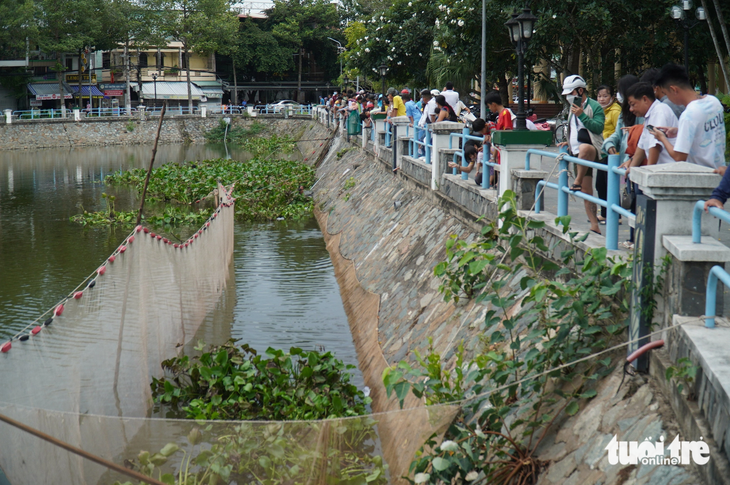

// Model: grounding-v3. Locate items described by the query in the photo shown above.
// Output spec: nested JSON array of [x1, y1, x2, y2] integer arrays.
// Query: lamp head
[[682, 0, 693, 10], [378, 63, 388, 77], [504, 13, 520, 46], [670, 5, 685, 19], [515, 8, 538, 41], [696, 7, 706, 20]]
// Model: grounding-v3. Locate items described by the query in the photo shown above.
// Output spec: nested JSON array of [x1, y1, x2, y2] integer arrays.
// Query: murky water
[[0, 143, 359, 379]]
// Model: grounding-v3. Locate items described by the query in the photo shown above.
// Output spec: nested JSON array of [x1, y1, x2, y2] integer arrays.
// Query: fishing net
[[0, 183, 458, 485]]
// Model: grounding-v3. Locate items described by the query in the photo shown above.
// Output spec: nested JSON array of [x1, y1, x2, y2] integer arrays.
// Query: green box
[[371, 113, 387, 120], [492, 130, 553, 146]]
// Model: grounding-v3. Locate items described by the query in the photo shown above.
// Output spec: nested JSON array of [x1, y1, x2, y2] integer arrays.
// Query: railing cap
[[631, 162, 721, 198], [431, 121, 465, 134], [391, 115, 410, 125], [663, 235, 730, 262]]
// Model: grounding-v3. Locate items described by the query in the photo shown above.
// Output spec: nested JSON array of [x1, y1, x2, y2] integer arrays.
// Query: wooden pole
[[137, 102, 167, 225], [0, 412, 167, 485]]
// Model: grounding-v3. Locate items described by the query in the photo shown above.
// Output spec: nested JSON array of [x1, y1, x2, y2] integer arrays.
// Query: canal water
[[0, 143, 361, 385]]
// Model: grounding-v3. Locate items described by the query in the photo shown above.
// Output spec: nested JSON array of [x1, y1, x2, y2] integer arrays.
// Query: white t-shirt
[[674, 95, 726, 169], [419, 98, 438, 127], [442, 89, 459, 111], [638, 100, 678, 165]]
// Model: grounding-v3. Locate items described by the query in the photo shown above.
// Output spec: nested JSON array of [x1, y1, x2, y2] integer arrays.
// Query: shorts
[[571, 144, 601, 178]]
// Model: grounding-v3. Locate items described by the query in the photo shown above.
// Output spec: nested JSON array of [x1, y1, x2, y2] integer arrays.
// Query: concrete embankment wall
[[308, 122, 709, 484], [0, 114, 312, 150]]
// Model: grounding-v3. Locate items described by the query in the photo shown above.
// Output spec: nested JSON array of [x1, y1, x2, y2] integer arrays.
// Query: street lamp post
[[670, 1, 706, 73], [379, 63, 388, 110], [327, 37, 344, 86], [504, 8, 537, 131], [151, 72, 158, 110]]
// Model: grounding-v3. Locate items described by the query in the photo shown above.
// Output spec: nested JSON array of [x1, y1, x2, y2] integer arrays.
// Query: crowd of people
[[322, 63, 727, 250]]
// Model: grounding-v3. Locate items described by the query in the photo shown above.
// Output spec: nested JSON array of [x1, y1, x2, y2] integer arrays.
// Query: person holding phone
[[557, 75, 605, 236], [649, 64, 725, 170]]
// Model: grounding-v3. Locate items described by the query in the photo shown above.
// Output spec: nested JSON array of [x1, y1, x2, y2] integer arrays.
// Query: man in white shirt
[[442, 82, 459, 111], [649, 63, 726, 171], [418, 89, 439, 128], [622, 82, 678, 171]]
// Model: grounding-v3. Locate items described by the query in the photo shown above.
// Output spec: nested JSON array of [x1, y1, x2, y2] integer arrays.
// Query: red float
[[108, 255, 116, 263], [97, 266, 106, 276], [73, 291, 83, 299], [136, 225, 142, 233], [128, 235, 135, 244], [31, 326, 41, 335], [174, 243, 180, 248], [162, 238, 168, 244], [194, 234, 198, 239], [54, 304, 65, 316], [1, 342, 11, 353], [119, 245, 127, 253], [150, 232, 156, 238], [143, 227, 150, 234]]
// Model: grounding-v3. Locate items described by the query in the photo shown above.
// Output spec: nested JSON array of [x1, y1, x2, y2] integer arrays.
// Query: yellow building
[[101, 42, 223, 109]]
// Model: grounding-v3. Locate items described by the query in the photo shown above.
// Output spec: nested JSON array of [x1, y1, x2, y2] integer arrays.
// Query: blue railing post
[[704, 265, 730, 328], [425, 128, 431, 165], [557, 145, 569, 217], [409, 124, 415, 157], [605, 154, 621, 250], [692, 200, 705, 244], [482, 142, 490, 189]]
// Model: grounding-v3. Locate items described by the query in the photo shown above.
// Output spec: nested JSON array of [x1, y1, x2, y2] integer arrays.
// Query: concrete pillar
[[372, 115, 385, 153], [631, 162, 723, 267], [73, 109, 80, 121], [512, 169, 549, 211], [430, 122, 465, 191], [662, 236, 730, 326], [628, 162, 723, 370], [138, 106, 146, 121], [391, 116, 410, 167], [492, 138, 552, 201], [362, 124, 369, 149], [201, 106, 207, 118], [4, 109, 11, 124]]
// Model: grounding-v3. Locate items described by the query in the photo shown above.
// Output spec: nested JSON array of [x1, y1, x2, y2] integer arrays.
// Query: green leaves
[[151, 339, 371, 421]]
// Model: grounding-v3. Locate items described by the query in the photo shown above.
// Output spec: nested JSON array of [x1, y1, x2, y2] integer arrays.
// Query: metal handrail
[[692, 200, 730, 244], [448, 128, 493, 188], [527, 147, 632, 250], [408, 124, 432, 164], [705, 265, 730, 328]]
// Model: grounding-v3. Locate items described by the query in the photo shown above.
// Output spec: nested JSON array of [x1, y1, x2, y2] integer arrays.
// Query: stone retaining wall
[[311, 122, 705, 484], [0, 115, 312, 150]]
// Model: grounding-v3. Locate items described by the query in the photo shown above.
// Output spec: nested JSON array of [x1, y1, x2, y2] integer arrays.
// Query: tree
[[265, 0, 341, 101], [155, 0, 238, 110], [34, 0, 103, 116]]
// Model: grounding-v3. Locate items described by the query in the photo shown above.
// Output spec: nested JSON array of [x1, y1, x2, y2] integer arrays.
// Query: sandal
[[569, 183, 582, 192], [590, 229, 601, 236]]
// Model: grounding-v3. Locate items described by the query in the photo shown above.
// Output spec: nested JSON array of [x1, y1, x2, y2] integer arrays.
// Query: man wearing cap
[[557, 74, 605, 236]]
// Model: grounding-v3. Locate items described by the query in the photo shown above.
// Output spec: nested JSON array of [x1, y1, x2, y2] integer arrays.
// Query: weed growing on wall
[[383, 191, 634, 484]]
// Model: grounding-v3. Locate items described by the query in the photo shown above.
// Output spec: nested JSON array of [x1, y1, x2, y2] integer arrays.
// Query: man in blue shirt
[[403, 90, 423, 156]]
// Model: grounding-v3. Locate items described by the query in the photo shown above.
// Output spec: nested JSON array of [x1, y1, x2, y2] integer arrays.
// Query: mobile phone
[[647, 125, 655, 132], [572, 97, 581, 107]]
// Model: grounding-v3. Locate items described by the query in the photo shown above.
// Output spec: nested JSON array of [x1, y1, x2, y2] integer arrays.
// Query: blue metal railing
[[384, 121, 392, 148], [527, 147, 632, 250], [705, 265, 730, 328], [692, 200, 730, 244], [407, 124, 432, 164], [448, 127, 494, 189], [13, 109, 70, 120]]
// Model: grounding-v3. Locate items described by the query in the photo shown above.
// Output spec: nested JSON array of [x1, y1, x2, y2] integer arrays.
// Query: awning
[[141, 82, 205, 100], [193, 81, 224, 99], [69, 85, 105, 98], [27, 83, 72, 100]]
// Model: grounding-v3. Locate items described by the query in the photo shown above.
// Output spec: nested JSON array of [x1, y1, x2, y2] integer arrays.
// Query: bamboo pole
[[0, 412, 167, 485], [137, 102, 167, 225]]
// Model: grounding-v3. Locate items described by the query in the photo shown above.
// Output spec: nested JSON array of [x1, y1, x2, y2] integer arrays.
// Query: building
[[102, 42, 223, 110]]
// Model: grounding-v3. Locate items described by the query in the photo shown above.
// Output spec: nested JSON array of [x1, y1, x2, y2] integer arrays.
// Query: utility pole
[[124, 42, 131, 116], [480, 0, 487, 118]]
